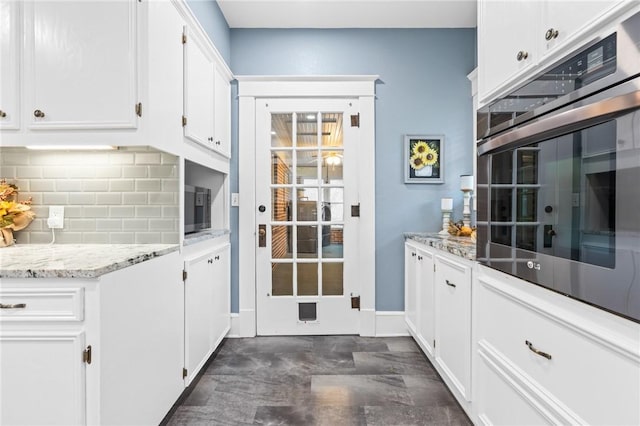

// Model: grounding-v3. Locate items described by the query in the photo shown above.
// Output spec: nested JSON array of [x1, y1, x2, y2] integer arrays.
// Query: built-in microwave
[[184, 185, 211, 234], [476, 11, 640, 323]]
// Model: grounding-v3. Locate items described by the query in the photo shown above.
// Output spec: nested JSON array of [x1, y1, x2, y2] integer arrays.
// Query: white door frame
[[236, 75, 378, 337]]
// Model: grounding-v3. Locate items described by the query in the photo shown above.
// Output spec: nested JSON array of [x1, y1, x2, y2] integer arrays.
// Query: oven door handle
[[478, 89, 640, 156]]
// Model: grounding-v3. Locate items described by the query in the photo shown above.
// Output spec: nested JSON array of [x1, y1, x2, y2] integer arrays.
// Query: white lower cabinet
[[473, 264, 640, 425], [404, 240, 472, 415], [184, 243, 230, 385]]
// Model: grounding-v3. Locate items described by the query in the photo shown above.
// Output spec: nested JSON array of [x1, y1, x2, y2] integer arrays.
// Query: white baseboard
[[375, 311, 409, 337], [226, 313, 241, 338]]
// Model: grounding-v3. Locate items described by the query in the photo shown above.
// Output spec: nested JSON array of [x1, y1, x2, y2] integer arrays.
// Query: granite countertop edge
[[0, 244, 180, 279], [404, 232, 476, 261], [183, 229, 230, 246]]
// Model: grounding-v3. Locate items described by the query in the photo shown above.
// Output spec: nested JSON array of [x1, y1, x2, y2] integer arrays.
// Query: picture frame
[[404, 134, 444, 184]]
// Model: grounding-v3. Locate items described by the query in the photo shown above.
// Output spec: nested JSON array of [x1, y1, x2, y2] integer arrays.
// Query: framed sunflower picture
[[404, 134, 444, 183]]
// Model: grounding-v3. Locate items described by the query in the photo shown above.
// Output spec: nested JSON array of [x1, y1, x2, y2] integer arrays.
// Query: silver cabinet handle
[[545, 28, 559, 40], [445, 279, 456, 288], [516, 50, 529, 61], [525, 340, 552, 360], [0, 110, 7, 118], [34, 109, 45, 118], [0, 303, 27, 309]]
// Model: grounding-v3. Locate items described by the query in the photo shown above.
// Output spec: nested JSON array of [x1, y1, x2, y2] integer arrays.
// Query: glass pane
[[272, 263, 293, 296], [516, 188, 537, 222], [297, 200, 317, 222], [491, 225, 512, 246], [491, 188, 512, 222], [296, 112, 317, 147], [322, 263, 343, 295], [271, 113, 292, 147], [296, 150, 317, 181], [271, 151, 292, 184], [322, 225, 343, 259], [321, 113, 343, 148], [271, 188, 292, 222], [321, 188, 343, 221], [321, 152, 343, 183], [516, 226, 537, 251], [491, 151, 513, 184], [297, 263, 318, 296], [297, 225, 318, 258], [517, 150, 538, 184], [272, 225, 292, 259]]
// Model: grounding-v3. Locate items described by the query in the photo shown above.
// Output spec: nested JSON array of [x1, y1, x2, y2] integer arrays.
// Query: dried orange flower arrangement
[[0, 179, 35, 247]]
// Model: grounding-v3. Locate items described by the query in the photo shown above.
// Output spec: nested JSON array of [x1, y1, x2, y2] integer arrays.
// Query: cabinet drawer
[[0, 288, 84, 321], [475, 272, 640, 425]]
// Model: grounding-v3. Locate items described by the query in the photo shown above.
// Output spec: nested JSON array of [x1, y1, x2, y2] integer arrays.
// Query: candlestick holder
[[439, 197, 454, 235], [462, 189, 472, 228]]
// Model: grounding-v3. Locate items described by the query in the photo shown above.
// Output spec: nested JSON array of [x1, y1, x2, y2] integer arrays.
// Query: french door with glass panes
[[255, 99, 360, 335]]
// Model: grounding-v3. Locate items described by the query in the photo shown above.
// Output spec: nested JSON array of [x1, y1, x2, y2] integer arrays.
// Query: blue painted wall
[[229, 28, 477, 311], [186, 0, 231, 63]]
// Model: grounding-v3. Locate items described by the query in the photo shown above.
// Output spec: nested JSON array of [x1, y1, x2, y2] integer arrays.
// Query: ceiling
[[216, 0, 477, 29]]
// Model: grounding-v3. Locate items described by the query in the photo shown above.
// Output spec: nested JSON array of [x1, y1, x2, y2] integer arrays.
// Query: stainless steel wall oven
[[476, 11, 640, 322]]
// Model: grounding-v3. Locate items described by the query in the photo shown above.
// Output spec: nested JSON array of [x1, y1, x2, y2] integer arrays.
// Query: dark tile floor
[[165, 336, 472, 426]]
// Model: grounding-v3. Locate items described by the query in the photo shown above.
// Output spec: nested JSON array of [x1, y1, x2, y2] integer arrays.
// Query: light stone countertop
[[183, 229, 230, 246], [405, 232, 476, 261], [0, 244, 179, 279]]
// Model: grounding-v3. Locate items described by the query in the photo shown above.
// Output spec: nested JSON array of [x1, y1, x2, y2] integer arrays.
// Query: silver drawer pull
[[525, 340, 552, 360], [445, 279, 456, 288], [0, 303, 27, 309]]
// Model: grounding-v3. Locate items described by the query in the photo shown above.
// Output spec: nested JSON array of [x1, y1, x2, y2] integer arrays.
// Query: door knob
[[258, 224, 267, 247], [34, 109, 45, 118]]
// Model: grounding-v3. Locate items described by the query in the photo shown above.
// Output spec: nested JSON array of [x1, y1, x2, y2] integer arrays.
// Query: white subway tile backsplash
[[4, 147, 179, 244], [30, 180, 56, 191], [149, 192, 175, 205], [82, 233, 110, 244], [108, 206, 135, 217], [96, 219, 123, 231], [16, 166, 42, 178], [135, 232, 162, 244], [55, 179, 83, 191], [122, 192, 147, 204], [69, 192, 96, 205], [43, 193, 69, 205], [136, 206, 162, 217], [135, 179, 161, 191], [134, 152, 161, 165], [83, 206, 110, 218], [109, 180, 135, 191], [122, 166, 148, 178], [82, 180, 109, 191], [96, 193, 122, 205]]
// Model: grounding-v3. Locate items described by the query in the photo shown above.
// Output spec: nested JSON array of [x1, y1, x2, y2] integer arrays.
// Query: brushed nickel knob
[[0, 110, 6, 118], [258, 228, 266, 237], [34, 109, 45, 118], [516, 51, 529, 61], [545, 28, 559, 41]]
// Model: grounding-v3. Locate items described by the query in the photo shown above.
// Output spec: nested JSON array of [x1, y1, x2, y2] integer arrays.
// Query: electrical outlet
[[47, 206, 64, 229], [231, 193, 239, 207]]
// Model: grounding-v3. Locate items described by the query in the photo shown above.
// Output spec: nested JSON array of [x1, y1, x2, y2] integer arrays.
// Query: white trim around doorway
[[236, 75, 378, 337]]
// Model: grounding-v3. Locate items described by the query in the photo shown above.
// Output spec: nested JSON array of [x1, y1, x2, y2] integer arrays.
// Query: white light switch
[[231, 193, 240, 207]]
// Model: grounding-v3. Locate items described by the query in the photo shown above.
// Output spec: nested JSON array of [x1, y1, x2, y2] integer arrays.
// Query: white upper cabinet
[[183, 27, 215, 150], [478, 0, 539, 103], [478, 0, 629, 103], [0, 0, 20, 129], [214, 64, 231, 158], [24, 0, 138, 130]]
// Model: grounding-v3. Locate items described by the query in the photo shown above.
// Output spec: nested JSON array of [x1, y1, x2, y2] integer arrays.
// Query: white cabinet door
[[0, 331, 86, 426], [541, 1, 621, 56], [183, 27, 215, 149], [478, 0, 540, 101], [435, 255, 472, 402], [184, 251, 215, 385], [416, 248, 435, 357], [404, 243, 418, 334], [213, 65, 231, 158], [25, 0, 138, 130], [211, 243, 230, 349], [0, 0, 20, 129]]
